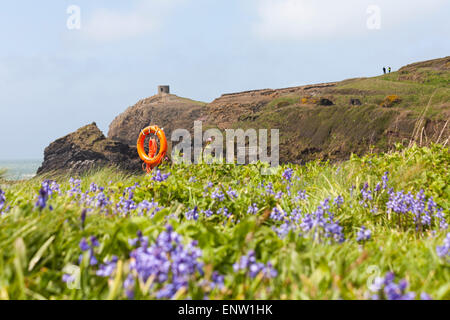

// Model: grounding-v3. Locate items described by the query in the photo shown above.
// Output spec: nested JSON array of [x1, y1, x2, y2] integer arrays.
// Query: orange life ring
[[137, 126, 168, 172]]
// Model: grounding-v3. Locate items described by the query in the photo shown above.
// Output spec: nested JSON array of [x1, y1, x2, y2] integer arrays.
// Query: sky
[[0, 0, 449, 160]]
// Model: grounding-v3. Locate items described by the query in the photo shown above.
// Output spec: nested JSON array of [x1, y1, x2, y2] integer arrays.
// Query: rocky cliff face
[[108, 94, 207, 149], [37, 123, 141, 175]]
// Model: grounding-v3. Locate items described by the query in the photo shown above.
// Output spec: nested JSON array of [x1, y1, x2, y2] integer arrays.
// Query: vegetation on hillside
[[0, 144, 449, 300]]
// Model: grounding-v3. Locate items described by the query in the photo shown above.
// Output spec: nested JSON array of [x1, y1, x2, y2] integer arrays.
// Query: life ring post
[[137, 125, 168, 172]]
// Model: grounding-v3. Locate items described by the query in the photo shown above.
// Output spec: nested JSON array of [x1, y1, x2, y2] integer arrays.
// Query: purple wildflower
[[247, 203, 258, 215], [296, 190, 308, 201], [80, 209, 87, 229], [333, 195, 344, 208], [233, 251, 277, 279], [370, 272, 418, 300], [436, 233, 450, 260], [128, 225, 204, 299], [152, 170, 171, 182], [186, 207, 199, 221], [265, 183, 275, 196], [35, 186, 49, 210], [282, 168, 294, 182], [123, 274, 135, 299], [270, 207, 287, 222], [217, 207, 232, 218], [68, 178, 82, 196], [0, 189, 6, 214], [226, 187, 238, 199], [382, 172, 389, 189], [202, 209, 214, 218], [211, 188, 225, 202], [356, 226, 372, 242], [300, 199, 345, 243], [96, 256, 118, 278]]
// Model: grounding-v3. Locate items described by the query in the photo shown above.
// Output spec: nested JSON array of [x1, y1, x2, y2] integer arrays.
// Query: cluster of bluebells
[[233, 250, 277, 279], [333, 195, 344, 208], [35, 179, 61, 210], [138, 199, 162, 217], [116, 187, 138, 215], [247, 203, 258, 215], [96, 256, 118, 277], [436, 233, 450, 261], [217, 207, 233, 219], [0, 189, 7, 215], [124, 226, 205, 299], [68, 178, 82, 197], [300, 199, 345, 243], [369, 272, 431, 300], [360, 183, 374, 207], [152, 170, 171, 182], [270, 207, 287, 222], [66, 179, 164, 218], [268, 200, 345, 243], [356, 226, 372, 242], [78, 236, 100, 266], [211, 188, 225, 202], [295, 190, 308, 201], [186, 207, 199, 221], [226, 187, 238, 199], [282, 168, 294, 182], [386, 189, 447, 231]]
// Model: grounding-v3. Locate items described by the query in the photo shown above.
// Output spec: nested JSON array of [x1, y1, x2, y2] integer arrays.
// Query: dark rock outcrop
[[318, 98, 334, 106], [350, 98, 362, 106], [37, 123, 141, 175]]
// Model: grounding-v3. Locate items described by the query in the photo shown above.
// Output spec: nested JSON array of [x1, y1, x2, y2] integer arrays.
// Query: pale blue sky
[[0, 0, 449, 160]]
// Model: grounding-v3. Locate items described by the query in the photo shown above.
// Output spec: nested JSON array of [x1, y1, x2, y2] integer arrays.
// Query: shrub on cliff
[[380, 95, 402, 108]]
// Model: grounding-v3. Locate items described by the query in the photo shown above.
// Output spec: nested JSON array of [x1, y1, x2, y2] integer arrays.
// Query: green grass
[[0, 145, 449, 300]]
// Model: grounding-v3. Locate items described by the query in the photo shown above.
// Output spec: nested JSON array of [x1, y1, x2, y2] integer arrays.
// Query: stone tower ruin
[[158, 85, 170, 95]]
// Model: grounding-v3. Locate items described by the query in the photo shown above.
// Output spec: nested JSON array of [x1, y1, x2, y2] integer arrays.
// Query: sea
[[0, 160, 42, 181]]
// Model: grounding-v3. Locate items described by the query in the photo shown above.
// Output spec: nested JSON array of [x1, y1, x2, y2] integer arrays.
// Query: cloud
[[82, 0, 184, 42], [253, 0, 447, 40]]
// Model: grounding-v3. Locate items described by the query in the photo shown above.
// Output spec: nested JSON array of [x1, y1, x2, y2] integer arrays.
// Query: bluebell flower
[[247, 203, 258, 215], [211, 188, 225, 201], [202, 209, 214, 218], [79, 238, 90, 251], [80, 209, 87, 229], [186, 207, 199, 221], [127, 225, 204, 299], [226, 187, 238, 199], [233, 251, 277, 279], [89, 182, 98, 193], [370, 272, 420, 300], [282, 168, 294, 182], [152, 170, 171, 182], [0, 189, 6, 214], [295, 190, 308, 201], [333, 195, 344, 208], [436, 233, 450, 260], [356, 226, 372, 242], [270, 207, 287, 222], [96, 256, 118, 278], [382, 172, 389, 189], [35, 186, 49, 210], [123, 274, 135, 299], [265, 183, 275, 196], [68, 178, 82, 196], [217, 207, 232, 218]]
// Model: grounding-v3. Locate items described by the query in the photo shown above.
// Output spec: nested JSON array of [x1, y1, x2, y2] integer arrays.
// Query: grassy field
[[0, 144, 449, 300]]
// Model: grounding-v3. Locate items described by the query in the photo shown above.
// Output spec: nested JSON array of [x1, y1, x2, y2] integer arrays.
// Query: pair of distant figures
[[383, 67, 392, 74]]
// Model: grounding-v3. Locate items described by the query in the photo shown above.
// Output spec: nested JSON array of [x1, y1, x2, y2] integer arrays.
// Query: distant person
[[383, 67, 386, 74], [388, 67, 391, 73]]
